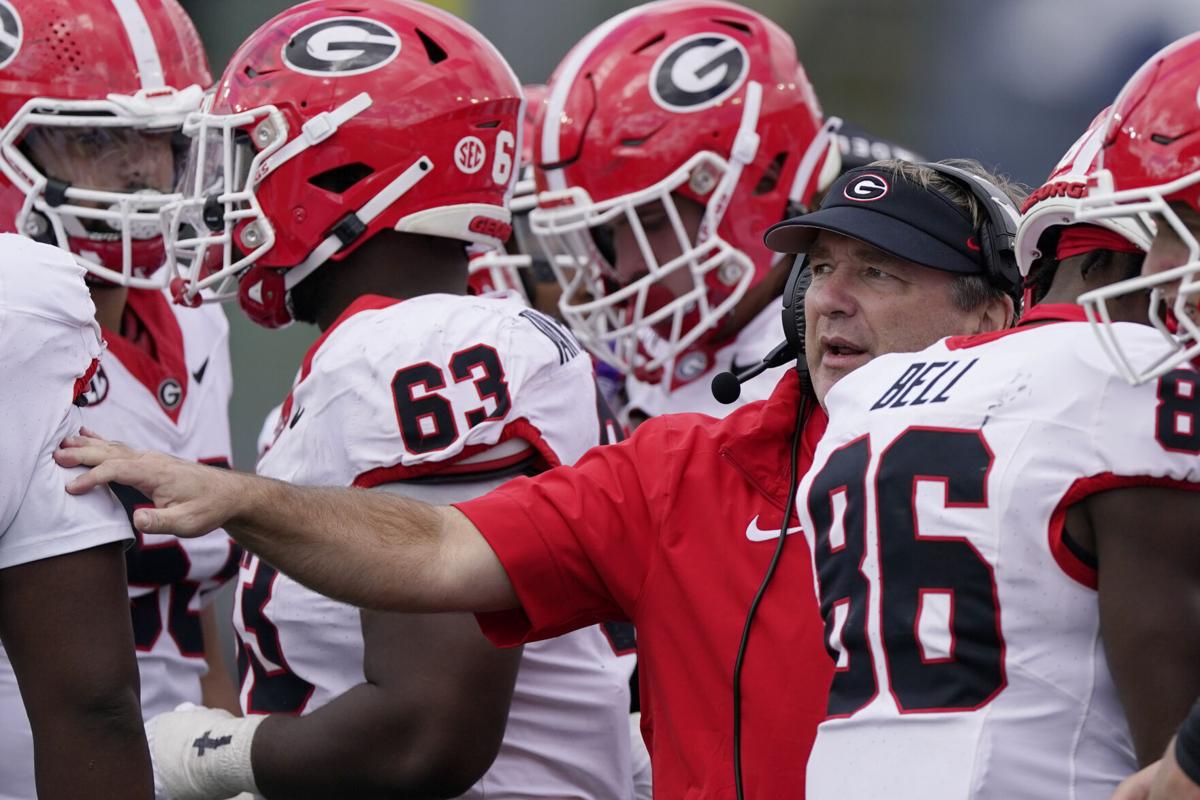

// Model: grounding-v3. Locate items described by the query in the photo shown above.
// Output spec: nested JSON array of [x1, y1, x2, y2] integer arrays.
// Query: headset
[[921, 161, 1023, 303], [715, 162, 1022, 408]]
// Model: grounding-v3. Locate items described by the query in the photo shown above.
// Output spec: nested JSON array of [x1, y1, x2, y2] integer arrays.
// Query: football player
[[528, 1, 923, 425], [137, 2, 641, 798], [778, 92, 1200, 796], [0, 2, 239, 798], [528, 0, 840, 422], [0, 235, 151, 799], [1016, 105, 1150, 314], [1076, 32, 1200, 800]]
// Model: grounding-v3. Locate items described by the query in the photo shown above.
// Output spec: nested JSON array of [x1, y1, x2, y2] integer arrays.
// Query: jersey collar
[[1018, 303, 1088, 326], [946, 302, 1089, 351], [102, 289, 189, 423], [299, 294, 403, 383]]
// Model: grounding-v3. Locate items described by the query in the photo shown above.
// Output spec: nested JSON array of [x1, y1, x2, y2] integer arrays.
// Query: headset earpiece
[[921, 162, 1022, 301], [781, 255, 811, 358]]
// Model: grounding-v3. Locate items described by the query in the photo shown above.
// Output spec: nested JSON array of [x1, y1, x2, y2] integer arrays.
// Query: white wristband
[[147, 703, 267, 800]]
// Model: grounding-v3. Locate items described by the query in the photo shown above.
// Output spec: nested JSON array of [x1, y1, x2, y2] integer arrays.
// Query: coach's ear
[[977, 292, 1015, 333]]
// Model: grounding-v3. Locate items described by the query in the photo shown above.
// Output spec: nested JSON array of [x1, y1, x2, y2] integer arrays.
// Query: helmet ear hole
[[307, 163, 375, 194], [753, 152, 787, 196]]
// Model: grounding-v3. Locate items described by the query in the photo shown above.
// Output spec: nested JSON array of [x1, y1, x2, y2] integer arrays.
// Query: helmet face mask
[[532, 151, 754, 381], [164, 100, 291, 305], [530, 0, 837, 386], [0, 0, 212, 287], [0, 87, 205, 289], [1079, 191, 1200, 384], [1072, 32, 1200, 384]]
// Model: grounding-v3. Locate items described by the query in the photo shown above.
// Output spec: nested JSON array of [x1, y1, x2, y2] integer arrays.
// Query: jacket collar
[[721, 369, 827, 514]]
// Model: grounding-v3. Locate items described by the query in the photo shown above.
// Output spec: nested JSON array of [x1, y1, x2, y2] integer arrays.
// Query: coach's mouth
[[819, 335, 870, 371]]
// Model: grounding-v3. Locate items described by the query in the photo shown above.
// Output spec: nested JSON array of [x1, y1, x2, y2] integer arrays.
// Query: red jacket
[[457, 370, 833, 799]]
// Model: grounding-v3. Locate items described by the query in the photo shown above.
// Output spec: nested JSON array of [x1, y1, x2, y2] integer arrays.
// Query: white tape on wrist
[[147, 703, 266, 800]]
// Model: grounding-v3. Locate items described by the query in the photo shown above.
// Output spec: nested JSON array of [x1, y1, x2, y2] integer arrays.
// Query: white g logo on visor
[[844, 174, 890, 202]]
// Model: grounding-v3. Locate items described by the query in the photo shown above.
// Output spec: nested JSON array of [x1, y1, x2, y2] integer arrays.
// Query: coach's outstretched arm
[[56, 433, 519, 615]]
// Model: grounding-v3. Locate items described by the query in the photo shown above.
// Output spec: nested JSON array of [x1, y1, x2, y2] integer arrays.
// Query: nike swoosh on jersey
[[289, 407, 305, 429], [192, 358, 209, 384], [745, 515, 804, 542]]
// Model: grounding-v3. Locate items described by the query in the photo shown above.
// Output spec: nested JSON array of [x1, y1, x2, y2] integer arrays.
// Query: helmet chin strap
[[697, 80, 762, 246], [765, 115, 843, 272], [260, 92, 375, 179], [789, 115, 843, 209], [281, 155, 436, 292]]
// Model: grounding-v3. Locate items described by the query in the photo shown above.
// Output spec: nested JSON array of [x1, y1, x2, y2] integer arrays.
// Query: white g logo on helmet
[[650, 33, 750, 113], [0, 0, 22, 70], [282, 17, 401, 77]]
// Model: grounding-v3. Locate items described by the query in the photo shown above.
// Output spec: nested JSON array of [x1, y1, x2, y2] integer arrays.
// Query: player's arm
[[1078, 486, 1200, 765], [146, 608, 521, 800], [252, 609, 521, 799], [199, 602, 241, 714], [0, 542, 152, 800], [59, 436, 518, 614]]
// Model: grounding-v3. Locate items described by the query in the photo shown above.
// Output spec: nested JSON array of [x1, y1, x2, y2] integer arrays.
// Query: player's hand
[[145, 702, 265, 800], [55, 429, 247, 537]]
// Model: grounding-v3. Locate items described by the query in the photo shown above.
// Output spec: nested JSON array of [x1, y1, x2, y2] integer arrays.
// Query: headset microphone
[[712, 256, 812, 405], [711, 340, 796, 404]]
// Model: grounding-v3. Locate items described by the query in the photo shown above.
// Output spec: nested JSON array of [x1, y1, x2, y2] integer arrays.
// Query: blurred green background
[[176, 0, 1199, 469]]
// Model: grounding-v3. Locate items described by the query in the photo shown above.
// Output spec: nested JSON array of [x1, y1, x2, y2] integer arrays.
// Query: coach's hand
[[1113, 760, 1158, 800], [1111, 738, 1200, 800], [56, 429, 249, 537]]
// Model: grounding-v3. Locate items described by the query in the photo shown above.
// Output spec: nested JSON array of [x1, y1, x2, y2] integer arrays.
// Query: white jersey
[[0, 237, 132, 800], [798, 310, 1200, 800], [0, 236, 130, 566], [84, 288, 237, 719], [236, 292, 637, 799], [624, 301, 788, 418]]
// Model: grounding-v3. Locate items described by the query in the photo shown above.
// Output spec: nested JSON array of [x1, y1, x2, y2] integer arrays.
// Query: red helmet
[[0, 0, 210, 287], [468, 83, 547, 300], [166, 0, 522, 328], [528, 0, 839, 386], [1015, 106, 1150, 277], [1075, 32, 1200, 384]]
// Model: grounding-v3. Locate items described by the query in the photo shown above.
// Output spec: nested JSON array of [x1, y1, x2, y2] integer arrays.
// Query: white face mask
[[1078, 168, 1200, 385], [0, 85, 204, 287]]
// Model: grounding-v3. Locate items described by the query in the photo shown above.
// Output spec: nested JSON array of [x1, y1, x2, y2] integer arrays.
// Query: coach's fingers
[[133, 503, 216, 538], [1112, 761, 1157, 800], [65, 459, 148, 495], [54, 444, 103, 468], [54, 437, 138, 467]]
